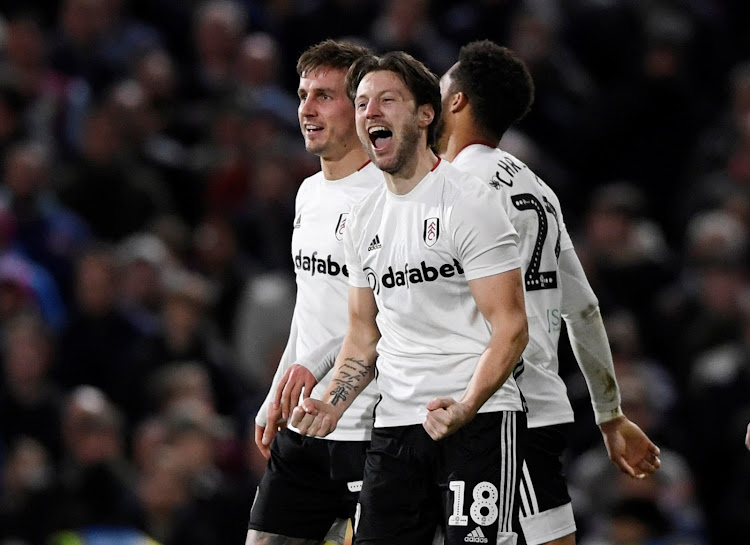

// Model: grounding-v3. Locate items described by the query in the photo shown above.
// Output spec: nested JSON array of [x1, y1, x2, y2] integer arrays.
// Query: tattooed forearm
[[329, 357, 373, 406]]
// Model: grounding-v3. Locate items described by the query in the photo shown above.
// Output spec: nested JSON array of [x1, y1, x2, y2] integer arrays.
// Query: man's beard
[[370, 118, 421, 175]]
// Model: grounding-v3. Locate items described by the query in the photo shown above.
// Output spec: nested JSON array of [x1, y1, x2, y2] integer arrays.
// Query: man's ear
[[417, 103, 435, 128], [450, 91, 468, 114]]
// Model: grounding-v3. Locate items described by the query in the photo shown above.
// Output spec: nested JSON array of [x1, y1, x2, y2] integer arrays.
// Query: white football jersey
[[452, 145, 575, 428], [344, 159, 524, 428], [281, 161, 383, 441]]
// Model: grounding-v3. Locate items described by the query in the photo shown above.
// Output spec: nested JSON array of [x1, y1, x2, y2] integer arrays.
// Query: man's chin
[[367, 149, 392, 171], [376, 162, 402, 175], [305, 143, 326, 156], [371, 157, 393, 173]]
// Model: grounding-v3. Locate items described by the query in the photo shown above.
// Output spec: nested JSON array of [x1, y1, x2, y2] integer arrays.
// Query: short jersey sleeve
[[344, 208, 369, 289], [449, 183, 521, 281]]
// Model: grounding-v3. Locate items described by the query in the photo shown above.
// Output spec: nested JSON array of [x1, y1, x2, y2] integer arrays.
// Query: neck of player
[[320, 142, 370, 181], [440, 114, 499, 163], [384, 147, 440, 196]]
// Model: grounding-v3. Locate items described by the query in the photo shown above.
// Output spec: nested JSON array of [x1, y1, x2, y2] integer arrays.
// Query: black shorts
[[247, 428, 369, 539], [517, 423, 575, 545], [354, 411, 527, 545]]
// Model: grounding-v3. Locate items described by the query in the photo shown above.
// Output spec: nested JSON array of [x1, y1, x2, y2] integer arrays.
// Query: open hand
[[600, 416, 661, 479]]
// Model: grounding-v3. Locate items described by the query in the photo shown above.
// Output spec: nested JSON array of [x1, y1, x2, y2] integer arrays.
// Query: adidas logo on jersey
[[464, 527, 488, 543], [367, 235, 382, 251]]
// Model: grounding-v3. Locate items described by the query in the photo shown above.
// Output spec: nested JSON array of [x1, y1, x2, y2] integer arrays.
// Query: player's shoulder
[[298, 163, 383, 199], [351, 179, 386, 216], [435, 158, 497, 201], [475, 147, 561, 202], [297, 170, 325, 195], [344, 184, 384, 250], [493, 149, 554, 192], [347, 173, 387, 230], [453, 146, 533, 184], [452, 144, 505, 176]]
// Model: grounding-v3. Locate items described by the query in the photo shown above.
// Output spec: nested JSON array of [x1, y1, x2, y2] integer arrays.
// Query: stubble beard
[[370, 119, 422, 175]]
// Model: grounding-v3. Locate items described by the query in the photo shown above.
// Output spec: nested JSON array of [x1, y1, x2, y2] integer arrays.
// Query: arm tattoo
[[329, 357, 373, 406]]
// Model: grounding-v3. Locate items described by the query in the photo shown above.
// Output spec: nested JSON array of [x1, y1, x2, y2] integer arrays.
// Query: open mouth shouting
[[368, 125, 393, 153]]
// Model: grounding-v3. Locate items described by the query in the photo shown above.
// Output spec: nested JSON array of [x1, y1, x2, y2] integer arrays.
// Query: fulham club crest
[[335, 213, 348, 241], [423, 217, 439, 247]]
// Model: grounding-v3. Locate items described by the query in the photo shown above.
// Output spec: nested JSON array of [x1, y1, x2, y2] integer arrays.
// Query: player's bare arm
[[600, 416, 661, 478], [291, 286, 380, 436], [424, 268, 528, 440]]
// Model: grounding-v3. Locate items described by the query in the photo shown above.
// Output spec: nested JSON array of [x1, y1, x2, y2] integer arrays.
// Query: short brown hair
[[346, 51, 442, 148], [296, 39, 372, 78]]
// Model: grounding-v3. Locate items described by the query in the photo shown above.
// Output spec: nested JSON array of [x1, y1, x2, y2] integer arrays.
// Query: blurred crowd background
[[0, 0, 749, 544]]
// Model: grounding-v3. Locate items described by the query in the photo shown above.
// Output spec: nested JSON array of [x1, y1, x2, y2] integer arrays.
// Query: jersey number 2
[[511, 193, 560, 291]]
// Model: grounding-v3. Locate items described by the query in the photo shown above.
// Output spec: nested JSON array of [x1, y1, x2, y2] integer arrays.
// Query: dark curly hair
[[448, 40, 534, 140], [296, 39, 372, 78], [345, 51, 442, 148]]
